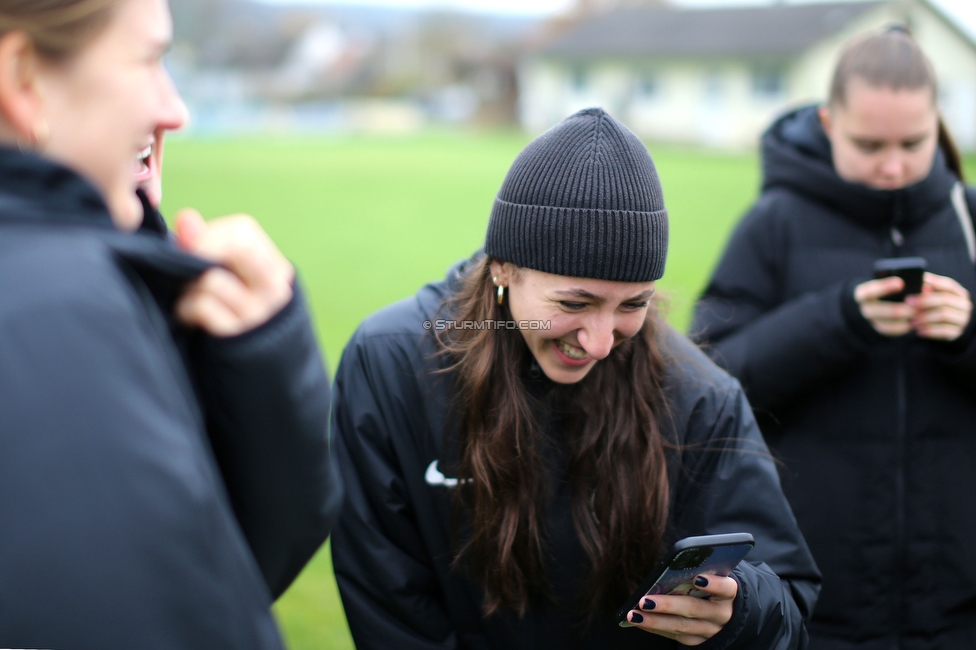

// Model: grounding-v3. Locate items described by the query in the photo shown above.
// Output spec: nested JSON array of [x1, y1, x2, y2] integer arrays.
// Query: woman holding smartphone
[[0, 1, 339, 647], [331, 107, 820, 648], [691, 28, 976, 648]]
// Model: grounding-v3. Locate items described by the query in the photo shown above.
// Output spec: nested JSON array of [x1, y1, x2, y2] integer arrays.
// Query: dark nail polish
[[630, 612, 644, 624], [641, 598, 656, 610], [694, 576, 709, 588]]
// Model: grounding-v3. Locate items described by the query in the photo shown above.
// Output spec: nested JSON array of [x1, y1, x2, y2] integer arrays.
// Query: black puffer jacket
[[0, 147, 341, 648], [691, 105, 976, 649], [331, 254, 820, 650]]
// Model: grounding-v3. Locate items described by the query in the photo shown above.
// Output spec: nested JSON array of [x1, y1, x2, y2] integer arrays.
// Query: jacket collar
[[0, 145, 116, 228], [0, 146, 212, 298], [761, 105, 958, 231]]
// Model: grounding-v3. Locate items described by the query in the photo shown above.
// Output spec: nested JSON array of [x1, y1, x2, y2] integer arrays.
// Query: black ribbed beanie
[[485, 107, 668, 282]]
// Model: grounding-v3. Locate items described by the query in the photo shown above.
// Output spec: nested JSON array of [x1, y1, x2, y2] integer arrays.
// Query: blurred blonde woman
[[693, 27, 976, 649], [0, 1, 339, 647]]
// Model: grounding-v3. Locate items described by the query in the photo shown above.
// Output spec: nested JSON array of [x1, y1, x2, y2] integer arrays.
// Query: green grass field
[[158, 132, 976, 650]]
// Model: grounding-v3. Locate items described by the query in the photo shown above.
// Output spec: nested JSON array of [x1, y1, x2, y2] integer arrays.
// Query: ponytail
[[938, 117, 965, 181]]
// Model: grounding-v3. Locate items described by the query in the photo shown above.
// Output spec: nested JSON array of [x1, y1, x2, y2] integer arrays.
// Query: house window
[[635, 72, 658, 99], [570, 65, 588, 92], [704, 70, 724, 103], [752, 65, 785, 100]]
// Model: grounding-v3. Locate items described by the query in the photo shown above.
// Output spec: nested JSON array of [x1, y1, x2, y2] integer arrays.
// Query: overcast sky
[[257, 0, 976, 39]]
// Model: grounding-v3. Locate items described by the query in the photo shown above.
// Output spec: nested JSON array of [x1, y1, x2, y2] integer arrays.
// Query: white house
[[519, 1, 976, 150]]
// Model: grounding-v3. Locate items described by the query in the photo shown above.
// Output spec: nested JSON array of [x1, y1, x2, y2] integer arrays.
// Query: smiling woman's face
[[491, 260, 655, 385], [36, 0, 186, 228]]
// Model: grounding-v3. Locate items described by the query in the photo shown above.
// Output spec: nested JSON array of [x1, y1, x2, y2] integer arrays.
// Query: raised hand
[[854, 276, 915, 337], [908, 272, 973, 341], [174, 209, 294, 337]]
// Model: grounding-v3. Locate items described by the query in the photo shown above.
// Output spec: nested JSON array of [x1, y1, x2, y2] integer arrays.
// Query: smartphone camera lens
[[669, 547, 713, 570]]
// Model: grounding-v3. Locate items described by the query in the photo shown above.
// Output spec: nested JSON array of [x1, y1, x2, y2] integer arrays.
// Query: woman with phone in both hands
[[691, 28, 976, 649], [0, 1, 339, 647], [331, 107, 820, 649]]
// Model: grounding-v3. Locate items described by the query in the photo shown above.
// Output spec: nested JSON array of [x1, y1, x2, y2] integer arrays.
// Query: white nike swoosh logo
[[425, 460, 469, 488]]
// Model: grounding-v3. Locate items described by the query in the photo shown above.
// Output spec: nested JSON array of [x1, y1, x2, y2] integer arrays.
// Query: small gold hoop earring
[[33, 119, 50, 150], [497, 284, 505, 305], [17, 120, 50, 154]]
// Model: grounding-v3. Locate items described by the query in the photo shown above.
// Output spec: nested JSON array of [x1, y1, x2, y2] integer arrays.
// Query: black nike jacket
[[331, 254, 821, 650]]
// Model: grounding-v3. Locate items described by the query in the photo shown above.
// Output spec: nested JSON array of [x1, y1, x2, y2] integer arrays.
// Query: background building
[[519, 0, 976, 149]]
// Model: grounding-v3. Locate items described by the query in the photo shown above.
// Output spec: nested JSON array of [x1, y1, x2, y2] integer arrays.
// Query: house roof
[[540, 1, 887, 59]]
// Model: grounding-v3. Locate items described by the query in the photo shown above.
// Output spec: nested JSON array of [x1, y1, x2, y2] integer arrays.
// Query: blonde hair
[[0, 0, 117, 61]]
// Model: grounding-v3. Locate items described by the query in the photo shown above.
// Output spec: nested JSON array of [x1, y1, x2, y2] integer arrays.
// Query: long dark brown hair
[[437, 256, 671, 617], [829, 25, 965, 180]]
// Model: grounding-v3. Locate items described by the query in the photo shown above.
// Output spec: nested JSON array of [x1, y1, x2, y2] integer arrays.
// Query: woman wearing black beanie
[[331, 107, 819, 648]]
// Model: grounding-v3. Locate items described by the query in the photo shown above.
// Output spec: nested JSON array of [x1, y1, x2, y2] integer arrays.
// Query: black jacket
[[330, 254, 820, 650], [691, 106, 976, 649], [0, 148, 341, 648]]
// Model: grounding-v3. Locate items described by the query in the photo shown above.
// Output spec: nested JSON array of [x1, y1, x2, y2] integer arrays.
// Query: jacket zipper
[[891, 198, 906, 650], [894, 347, 906, 650]]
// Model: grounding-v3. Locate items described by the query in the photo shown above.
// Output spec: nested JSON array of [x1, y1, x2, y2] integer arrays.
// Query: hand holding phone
[[908, 272, 973, 341], [616, 533, 753, 626], [873, 257, 927, 302], [616, 533, 753, 644], [624, 574, 738, 645]]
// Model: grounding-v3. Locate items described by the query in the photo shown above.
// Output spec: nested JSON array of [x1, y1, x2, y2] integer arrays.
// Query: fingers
[[856, 278, 915, 337], [911, 301, 971, 327], [176, 273, 249, 337], [910, 304, 972, 341], [174, 208, 206, 251], [626, 576, 736, 646], [858, 299, 915, 337], [915, 325, 965, 341], [855, 277, 904, 303], [682, 574, 737, 601], [922, 272, 970, 297], [907, 273, 973, 341], [172, 210, 295, 337], [627, 605, 712, 646], [908, 291, 972, 314], [178, 213, 293, 291]]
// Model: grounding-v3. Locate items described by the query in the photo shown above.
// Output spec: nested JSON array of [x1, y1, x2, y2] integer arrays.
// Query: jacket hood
[[761, 104, 958, 230]]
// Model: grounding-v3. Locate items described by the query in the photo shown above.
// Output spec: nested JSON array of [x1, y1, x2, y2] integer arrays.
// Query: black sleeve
[[932, 316, 976, 391], [330, 330, 460, 650], [690, 197, 877, 413], [0, 267, 275, 649], [671, 381, 822, 650], [193, 282, 342, 600], [930, 186, 976, 389]]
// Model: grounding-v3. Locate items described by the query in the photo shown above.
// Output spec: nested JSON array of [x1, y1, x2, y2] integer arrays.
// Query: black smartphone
[[616, 532, 755, 627], [873, 257, 927, 302]]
